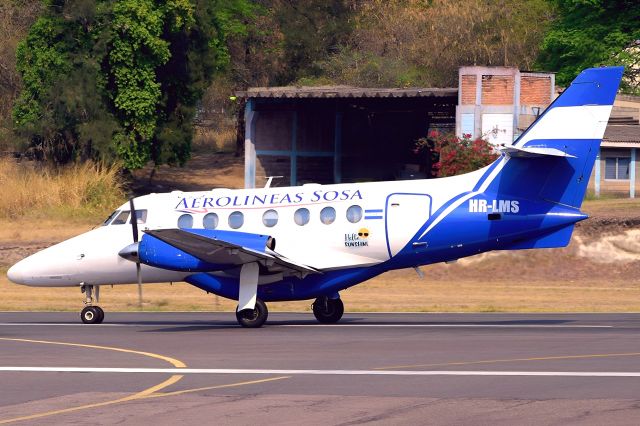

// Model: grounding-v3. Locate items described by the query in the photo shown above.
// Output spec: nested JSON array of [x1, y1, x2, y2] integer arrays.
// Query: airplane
[[7, 66, 624, 328]]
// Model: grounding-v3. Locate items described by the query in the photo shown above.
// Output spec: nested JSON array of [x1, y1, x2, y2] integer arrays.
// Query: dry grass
[[581, 198, 640, 218], [0, 159, 125, 221], [1, 268, 639, 313], [193, 126, 237, 153], [0, 218, 93, 243]]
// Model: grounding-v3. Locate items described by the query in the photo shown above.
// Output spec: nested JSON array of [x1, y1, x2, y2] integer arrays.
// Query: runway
[[2, 312, 640, 425]]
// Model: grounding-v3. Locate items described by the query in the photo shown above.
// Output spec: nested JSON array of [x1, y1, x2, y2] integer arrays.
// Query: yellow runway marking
[[0, 338, 186, 368], [149, 376, 291, 398], [376, 352, 640, 370], [0, 375, 184, 425], [0, 337, 186, 424]]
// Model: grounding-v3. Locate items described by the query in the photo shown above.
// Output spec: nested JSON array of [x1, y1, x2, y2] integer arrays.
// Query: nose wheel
[[312, 296, 344, 324], [80, 284, 104, 324]]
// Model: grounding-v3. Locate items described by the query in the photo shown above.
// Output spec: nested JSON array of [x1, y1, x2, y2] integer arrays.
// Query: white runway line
[[1, 366, 639, 377], [0, 323, 613, 329]]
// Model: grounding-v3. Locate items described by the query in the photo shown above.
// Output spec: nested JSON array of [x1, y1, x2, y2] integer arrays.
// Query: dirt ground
[[1, 153, 639, 312]]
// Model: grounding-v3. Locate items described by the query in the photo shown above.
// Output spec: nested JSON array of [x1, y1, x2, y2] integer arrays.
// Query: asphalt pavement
[[1, 312, 640, 425]]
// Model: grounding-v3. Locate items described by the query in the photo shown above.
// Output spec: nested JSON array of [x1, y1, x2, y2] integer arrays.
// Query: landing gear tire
[[312, 296, 344, 324], [94, 306, 105, 323], [81, 306, 103, 324], [236, 299, 268, 328]]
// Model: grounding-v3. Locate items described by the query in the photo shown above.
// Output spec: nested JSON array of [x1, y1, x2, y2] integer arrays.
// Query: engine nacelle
[[138, 229, 273, 272]]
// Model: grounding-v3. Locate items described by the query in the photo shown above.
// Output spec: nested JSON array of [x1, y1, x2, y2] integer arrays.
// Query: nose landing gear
[[80, 284, 104, 324]]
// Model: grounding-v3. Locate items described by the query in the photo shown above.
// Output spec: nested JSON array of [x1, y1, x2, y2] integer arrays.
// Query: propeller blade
[[129, 198, 139, 243], [136, 262, 143, 308], [129, 198, 142, 307]]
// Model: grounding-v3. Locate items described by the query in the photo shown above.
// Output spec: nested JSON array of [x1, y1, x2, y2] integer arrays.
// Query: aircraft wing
[[144, 229, 320, 278]]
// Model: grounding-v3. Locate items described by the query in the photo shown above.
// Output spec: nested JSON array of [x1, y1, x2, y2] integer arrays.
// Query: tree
[[537, 0, 640, 94], [307, 0, 553, 87], [0, 0, 43, 150], [12, 0, 256, 168]]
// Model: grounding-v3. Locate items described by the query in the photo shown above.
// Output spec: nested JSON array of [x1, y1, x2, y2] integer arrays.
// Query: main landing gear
[[312, 296, 344, 324], [80, 284, 104, 324], [236, 299, 268, 328]]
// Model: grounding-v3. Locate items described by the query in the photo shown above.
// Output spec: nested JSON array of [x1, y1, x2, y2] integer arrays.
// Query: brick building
[[456, 66, 555, 144], [457, 66, 640, 198]]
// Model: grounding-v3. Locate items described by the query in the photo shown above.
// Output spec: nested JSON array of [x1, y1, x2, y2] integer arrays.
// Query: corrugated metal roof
[[237, 86, 458, 99], [603, 124, 640, 144]]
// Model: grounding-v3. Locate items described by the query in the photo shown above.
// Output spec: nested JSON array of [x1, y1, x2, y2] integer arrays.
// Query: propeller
[[129, 198, 143, 308]]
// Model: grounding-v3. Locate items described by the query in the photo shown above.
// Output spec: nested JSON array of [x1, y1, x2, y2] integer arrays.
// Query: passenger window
[[294, 208, 310, 226], [320, 207, 336, 225], [111, 210, 130, 225], [346, 205, 363, 223], [229, 211, 244, 229], [102, 210, 119, 226], [203, 213, 219, 229], [262, 209, 278, 227], [178, 214, 193, 229], [133, 209, 147, 224]]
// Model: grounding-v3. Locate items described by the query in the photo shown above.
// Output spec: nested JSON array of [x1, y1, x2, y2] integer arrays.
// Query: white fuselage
[[7, 166, 488, 287]]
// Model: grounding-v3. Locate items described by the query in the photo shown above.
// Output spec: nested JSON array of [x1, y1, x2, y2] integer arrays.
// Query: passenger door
[[385, 193, 432, 257]]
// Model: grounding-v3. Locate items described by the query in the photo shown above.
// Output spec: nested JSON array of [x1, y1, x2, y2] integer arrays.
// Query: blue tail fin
[[486, 66, 624, 208]]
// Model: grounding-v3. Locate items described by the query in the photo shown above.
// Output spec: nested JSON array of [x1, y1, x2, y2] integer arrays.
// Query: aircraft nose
[[7, 261, 27, 285]]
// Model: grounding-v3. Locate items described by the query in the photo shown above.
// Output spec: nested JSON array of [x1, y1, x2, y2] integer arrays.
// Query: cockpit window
[[133, 209, 148, 224], [111, 210, 130, 225], [102, 210, 120, 226]]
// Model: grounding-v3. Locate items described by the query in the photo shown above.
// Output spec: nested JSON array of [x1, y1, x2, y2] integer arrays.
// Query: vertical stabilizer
[[487, 66, 624, 208]]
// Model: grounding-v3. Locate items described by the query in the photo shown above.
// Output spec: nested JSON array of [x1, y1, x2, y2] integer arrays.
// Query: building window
[[346, 205, 363, 223], [178, 214, 193, 229], [294, 208, 310, 226], [605, 157, 630, 180], [203, 213, 219, 229], [262, 209, 278, 227], [320, 206, 336, 225], [229, 211, 244, 229]]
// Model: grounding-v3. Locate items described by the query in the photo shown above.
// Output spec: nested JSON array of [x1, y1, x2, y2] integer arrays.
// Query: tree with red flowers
[[415, 131, 498, 178]]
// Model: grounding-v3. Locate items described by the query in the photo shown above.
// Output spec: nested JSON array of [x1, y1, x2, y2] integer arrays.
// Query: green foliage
[[13, 16, 72, 128], [13, 0, 256, 169], [538, 0, 640, 93], [305, 0, 553, 88]]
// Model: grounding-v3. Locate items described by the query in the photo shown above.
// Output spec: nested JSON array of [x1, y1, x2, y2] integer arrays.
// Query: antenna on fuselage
[[263, 176, 284, 188]]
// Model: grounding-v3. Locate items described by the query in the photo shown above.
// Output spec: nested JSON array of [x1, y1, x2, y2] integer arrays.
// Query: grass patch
[[193, 126, 236, 153], [2, 272, 640, 313], [0, 159, 125, 222]]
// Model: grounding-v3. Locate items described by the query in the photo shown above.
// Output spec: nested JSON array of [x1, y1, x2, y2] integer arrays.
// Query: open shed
[[238, 86, 457, 188]]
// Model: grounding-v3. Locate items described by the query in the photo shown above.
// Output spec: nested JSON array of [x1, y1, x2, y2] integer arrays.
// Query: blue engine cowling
[[138, 229, 271, 272]]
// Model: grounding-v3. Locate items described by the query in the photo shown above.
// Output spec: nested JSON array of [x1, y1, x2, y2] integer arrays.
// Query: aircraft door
[[385, 193, 432, 257]]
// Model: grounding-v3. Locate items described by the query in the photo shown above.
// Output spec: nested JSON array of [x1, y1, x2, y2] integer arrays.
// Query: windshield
[[102, 210, 120, 226]]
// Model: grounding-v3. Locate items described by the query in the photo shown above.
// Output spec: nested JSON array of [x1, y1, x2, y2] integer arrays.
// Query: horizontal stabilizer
[[499, 144, 576, 158], [500, 225, 575, 250]]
